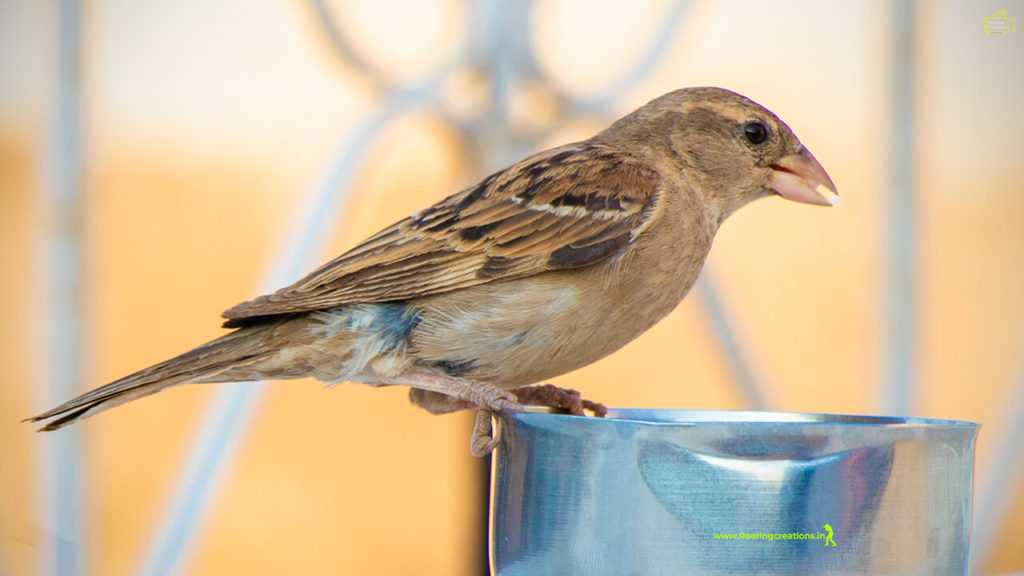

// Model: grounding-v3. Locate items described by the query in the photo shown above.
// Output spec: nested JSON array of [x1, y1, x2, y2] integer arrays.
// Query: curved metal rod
[[309, 0, 473, 94], [695, 273, 770, 410], [562, 0, 693, 115], [135, 99, 413, 576], [971, 368, 1024, 574]]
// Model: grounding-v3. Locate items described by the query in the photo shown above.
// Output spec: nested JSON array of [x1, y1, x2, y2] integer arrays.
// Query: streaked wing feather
[[222, 142, 663, 326]]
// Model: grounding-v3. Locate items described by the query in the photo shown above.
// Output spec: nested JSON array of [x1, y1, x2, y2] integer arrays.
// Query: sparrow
[[27, 87, 838, 456]]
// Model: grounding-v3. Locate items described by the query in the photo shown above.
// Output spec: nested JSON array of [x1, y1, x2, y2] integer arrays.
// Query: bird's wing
[[221, 142, 664, 326]]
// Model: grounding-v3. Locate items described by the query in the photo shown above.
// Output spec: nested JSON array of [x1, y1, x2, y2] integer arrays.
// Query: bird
[[27, 87, 838, 456]]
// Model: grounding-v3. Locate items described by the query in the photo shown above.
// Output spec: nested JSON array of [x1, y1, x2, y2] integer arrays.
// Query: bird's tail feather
[[25, 326, 276, 432]]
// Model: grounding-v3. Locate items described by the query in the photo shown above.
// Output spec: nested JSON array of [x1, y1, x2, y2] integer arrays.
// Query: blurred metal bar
[[135, 102, 409, 576], [38, 0, 86, 574], [310, 0, 389, 89], [309, 0, 463, 100], [881, 0, 917, 416], [569, 0, 691, 115], [473, 4, 518, 573], [477, 0, 515, 170], [694, 274, 770, 410], [970, 370, 1024, 574]]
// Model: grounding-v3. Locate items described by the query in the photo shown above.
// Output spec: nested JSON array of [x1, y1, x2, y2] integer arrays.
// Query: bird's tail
[[25, 324, 280, 432]]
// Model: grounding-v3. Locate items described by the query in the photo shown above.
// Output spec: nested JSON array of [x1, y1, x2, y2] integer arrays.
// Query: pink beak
[[768, 147, 839, 207]]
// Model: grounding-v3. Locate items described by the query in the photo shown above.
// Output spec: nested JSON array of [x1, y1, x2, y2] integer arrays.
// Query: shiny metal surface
[[489, 409, 978, 576]]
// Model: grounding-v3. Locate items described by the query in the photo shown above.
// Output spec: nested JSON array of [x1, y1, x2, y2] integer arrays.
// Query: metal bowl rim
[[513, 408, 979, 429]]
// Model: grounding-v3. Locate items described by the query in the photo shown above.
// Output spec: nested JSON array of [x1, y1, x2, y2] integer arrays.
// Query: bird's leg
[[408, 388, 478, 415], [509, 384, 608, 417], [379, 368, 523, 456], [380, 368, 523, 412]]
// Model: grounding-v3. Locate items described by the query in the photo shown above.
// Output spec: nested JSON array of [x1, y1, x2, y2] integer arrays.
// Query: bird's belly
[[409, 243, 706, 386]]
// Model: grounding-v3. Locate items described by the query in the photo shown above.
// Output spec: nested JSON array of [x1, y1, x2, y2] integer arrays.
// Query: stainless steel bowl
[[489, 409, 978, 576]]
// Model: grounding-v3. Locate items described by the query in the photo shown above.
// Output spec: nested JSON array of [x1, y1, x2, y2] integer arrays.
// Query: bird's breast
[[408, 198, 715, 386]]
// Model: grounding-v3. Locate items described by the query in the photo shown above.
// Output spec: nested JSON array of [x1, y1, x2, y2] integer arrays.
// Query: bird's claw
[[471, 409, 502, 457], [468, 383, 609, 457], [468, 390, 521, 457], [510, 383, 607, 417]]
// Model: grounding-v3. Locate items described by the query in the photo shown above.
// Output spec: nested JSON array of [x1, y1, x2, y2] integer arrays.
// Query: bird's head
[[600, 87, 838, 222]]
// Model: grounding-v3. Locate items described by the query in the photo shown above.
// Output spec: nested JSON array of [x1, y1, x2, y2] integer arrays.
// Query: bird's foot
[[380, 368, 524, 457], [509, 383, 608, 417], [469, 384, 608, 457]]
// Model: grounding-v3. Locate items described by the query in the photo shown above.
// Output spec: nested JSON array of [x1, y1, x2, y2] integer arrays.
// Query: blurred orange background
[[2, 1, 1023, 575]]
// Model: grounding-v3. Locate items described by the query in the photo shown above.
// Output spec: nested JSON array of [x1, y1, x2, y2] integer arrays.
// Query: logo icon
[[823, 524, 837, 547], [984, 9, 1016, 34]]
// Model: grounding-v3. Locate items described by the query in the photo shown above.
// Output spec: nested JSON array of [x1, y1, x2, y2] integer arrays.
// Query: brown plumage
[[27, 87, 837, 455], [220, 143, 662, 324]]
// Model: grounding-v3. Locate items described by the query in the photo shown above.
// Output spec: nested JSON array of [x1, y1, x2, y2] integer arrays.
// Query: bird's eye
[[742, 121, 769, 145]]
